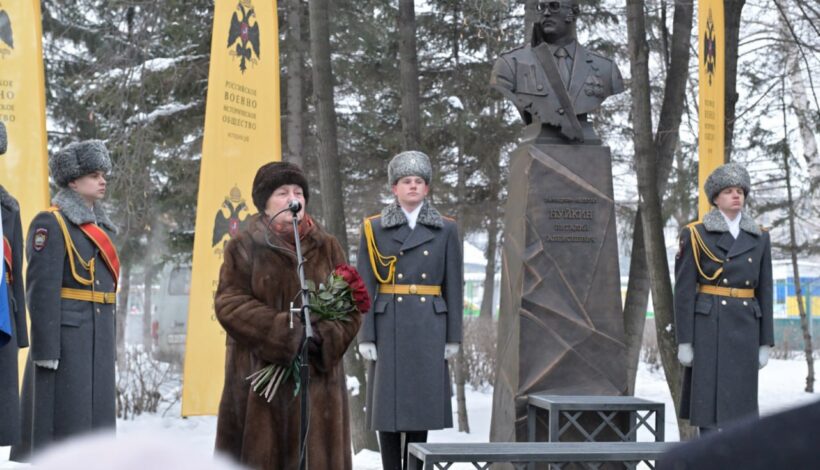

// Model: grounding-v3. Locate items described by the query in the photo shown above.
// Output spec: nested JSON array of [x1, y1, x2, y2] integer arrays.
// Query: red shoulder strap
[[79, 223, 120, 286], [3, 236, 11, 281]]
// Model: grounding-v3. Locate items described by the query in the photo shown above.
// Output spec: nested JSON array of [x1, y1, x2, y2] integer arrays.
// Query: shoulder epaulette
[[500, 44, 526, 56], [587, 50, 615, 63]]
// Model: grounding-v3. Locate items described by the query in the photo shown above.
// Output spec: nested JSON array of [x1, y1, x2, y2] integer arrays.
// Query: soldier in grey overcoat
[[674, 163, 774, 434], [11, 141, 118, 461], [357, 151, 463, 470], [0, 122, 30, 447]]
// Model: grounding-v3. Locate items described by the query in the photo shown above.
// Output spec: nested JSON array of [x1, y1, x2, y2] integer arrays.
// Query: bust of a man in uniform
[[490, 0, 624, 143]]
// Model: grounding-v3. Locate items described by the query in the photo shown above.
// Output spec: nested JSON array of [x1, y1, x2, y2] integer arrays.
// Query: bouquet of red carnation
[[247, 264, 370, 401]]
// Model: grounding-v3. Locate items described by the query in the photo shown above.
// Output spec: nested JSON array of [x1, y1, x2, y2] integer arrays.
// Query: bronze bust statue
[[491, 0, 624, 143]]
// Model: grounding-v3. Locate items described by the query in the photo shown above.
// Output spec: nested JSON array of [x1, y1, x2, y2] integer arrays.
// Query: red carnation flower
[[335, 264, 371, 313]]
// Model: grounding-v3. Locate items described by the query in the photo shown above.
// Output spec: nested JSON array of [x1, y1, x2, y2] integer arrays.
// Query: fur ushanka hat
[[704, 162, 751, 205], [0, 122, 7, 155], [387, 150, 432, 186], [251, 161, 310, 213], [50, 140, 112, 187]]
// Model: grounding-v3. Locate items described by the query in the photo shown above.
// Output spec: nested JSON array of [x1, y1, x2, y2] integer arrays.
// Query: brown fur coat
[[214, 214, 361, 470]]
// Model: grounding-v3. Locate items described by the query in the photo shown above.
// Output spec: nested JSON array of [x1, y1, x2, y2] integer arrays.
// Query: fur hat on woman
[[387, 150, 432, 186], [0, 122, 7, 155], [704, 162, 751, 205], [251, 161, 310, 213], [50, 140, 112, 187]]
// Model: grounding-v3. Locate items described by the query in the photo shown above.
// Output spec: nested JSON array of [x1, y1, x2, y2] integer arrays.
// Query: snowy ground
[[3, 358, 818, 469]]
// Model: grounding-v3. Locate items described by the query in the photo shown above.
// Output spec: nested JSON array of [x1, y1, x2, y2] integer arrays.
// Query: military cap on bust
[[704, 162, 751, 205], [0, 122, 7, 155], [388, 151, 433, 186], [50, 140, 112, 188]]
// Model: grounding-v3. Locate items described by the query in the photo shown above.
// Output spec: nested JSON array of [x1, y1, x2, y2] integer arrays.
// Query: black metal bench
[[527, 394, 666, 443], [407, 441, 675, 469]]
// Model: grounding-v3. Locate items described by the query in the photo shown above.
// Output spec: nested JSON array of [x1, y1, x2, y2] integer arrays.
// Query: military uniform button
[[743, 301, 748, 306], [398, 273, 404, 280], [726, 258, 731, 262], [745, 280, 751, 286], [421, 273, 427, 280], [423, 250, 429, 256], [558, 108, 565, 115], [420, 297, 426, 303], [721, 300, 727, 306], [748, 257, 753, 263], [95, 280, 100, 285], [400, 251, 404, 256], [96, 308, 101, 314], [723, 279, 729, 284], [397, 296, 403, 302]]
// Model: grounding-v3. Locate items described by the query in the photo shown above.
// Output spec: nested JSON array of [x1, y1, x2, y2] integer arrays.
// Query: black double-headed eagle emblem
[[213, 186, 251, 250], [0, 8, 14, 50], [227, 2, 260, 73], [703, 10, 717, 86]]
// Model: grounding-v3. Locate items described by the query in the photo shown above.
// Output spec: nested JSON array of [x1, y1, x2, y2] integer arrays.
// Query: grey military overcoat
[[357, 202, 463, 432], [12, 189, 118, 461], [0, 186, 28, 446], [674, 209, 774, 428]]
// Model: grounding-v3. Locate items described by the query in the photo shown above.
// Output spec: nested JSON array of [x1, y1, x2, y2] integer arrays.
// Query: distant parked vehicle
[[152, 264, 191, 365]]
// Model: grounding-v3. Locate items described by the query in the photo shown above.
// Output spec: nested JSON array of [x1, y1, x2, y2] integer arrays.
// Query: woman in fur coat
[[214, 162, 362, 470]]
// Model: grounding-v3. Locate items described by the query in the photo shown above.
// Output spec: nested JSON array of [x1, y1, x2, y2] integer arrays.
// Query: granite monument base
[[490, 141, 628, 456]]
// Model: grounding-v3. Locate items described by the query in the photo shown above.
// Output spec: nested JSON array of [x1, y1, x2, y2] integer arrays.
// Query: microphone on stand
[[288, 199, 302, 214]]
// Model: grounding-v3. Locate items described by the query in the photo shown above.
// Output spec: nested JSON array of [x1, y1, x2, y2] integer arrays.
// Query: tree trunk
[[524, 0, 538, 39], [781, 77, 815, 393], [116, 263, 132, 368], [307, 0, 375, 452], [397, 0, 422, 150], [723, 0, 746, 162], [142, 265, 155, 354], [626, 0, 696, 440], [345, 346, 379, 451], [284, 0, 305, 167], [308, 0, 348, 251], [479, 218, 499, 320], [454, 100, 469, 433], [622, 0, 694, 405], [623, 210, 650, 395], [782, 19, 819, 198]]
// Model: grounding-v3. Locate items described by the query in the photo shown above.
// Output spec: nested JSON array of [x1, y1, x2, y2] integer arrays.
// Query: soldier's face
[[69, 171, 107, 202], [713, 186, 745, 214], [392, 176, 429, 211], [265, 184, 305, 222], [538, 0, 575, 41]]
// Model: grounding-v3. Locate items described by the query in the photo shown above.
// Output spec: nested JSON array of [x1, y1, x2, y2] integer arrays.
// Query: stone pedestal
[[490, 141, 627, 444]]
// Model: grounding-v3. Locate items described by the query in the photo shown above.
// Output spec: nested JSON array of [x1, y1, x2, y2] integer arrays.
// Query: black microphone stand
[[289, 204, 313, 470], [263, 202, 312, 470]]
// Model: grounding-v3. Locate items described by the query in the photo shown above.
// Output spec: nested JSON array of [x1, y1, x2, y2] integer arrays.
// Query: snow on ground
[[3, 358, 818, 469]]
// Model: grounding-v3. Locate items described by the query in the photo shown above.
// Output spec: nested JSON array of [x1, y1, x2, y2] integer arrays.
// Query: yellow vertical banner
[[697, 0, 725, 218], [182, 0, 281, 416], [0, 1, 51, 375], [0, 0, 50, 228]]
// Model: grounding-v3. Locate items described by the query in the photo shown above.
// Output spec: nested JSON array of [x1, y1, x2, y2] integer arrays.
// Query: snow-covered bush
[[116, 345, 180, 420], [461, 317, 497, 390]]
